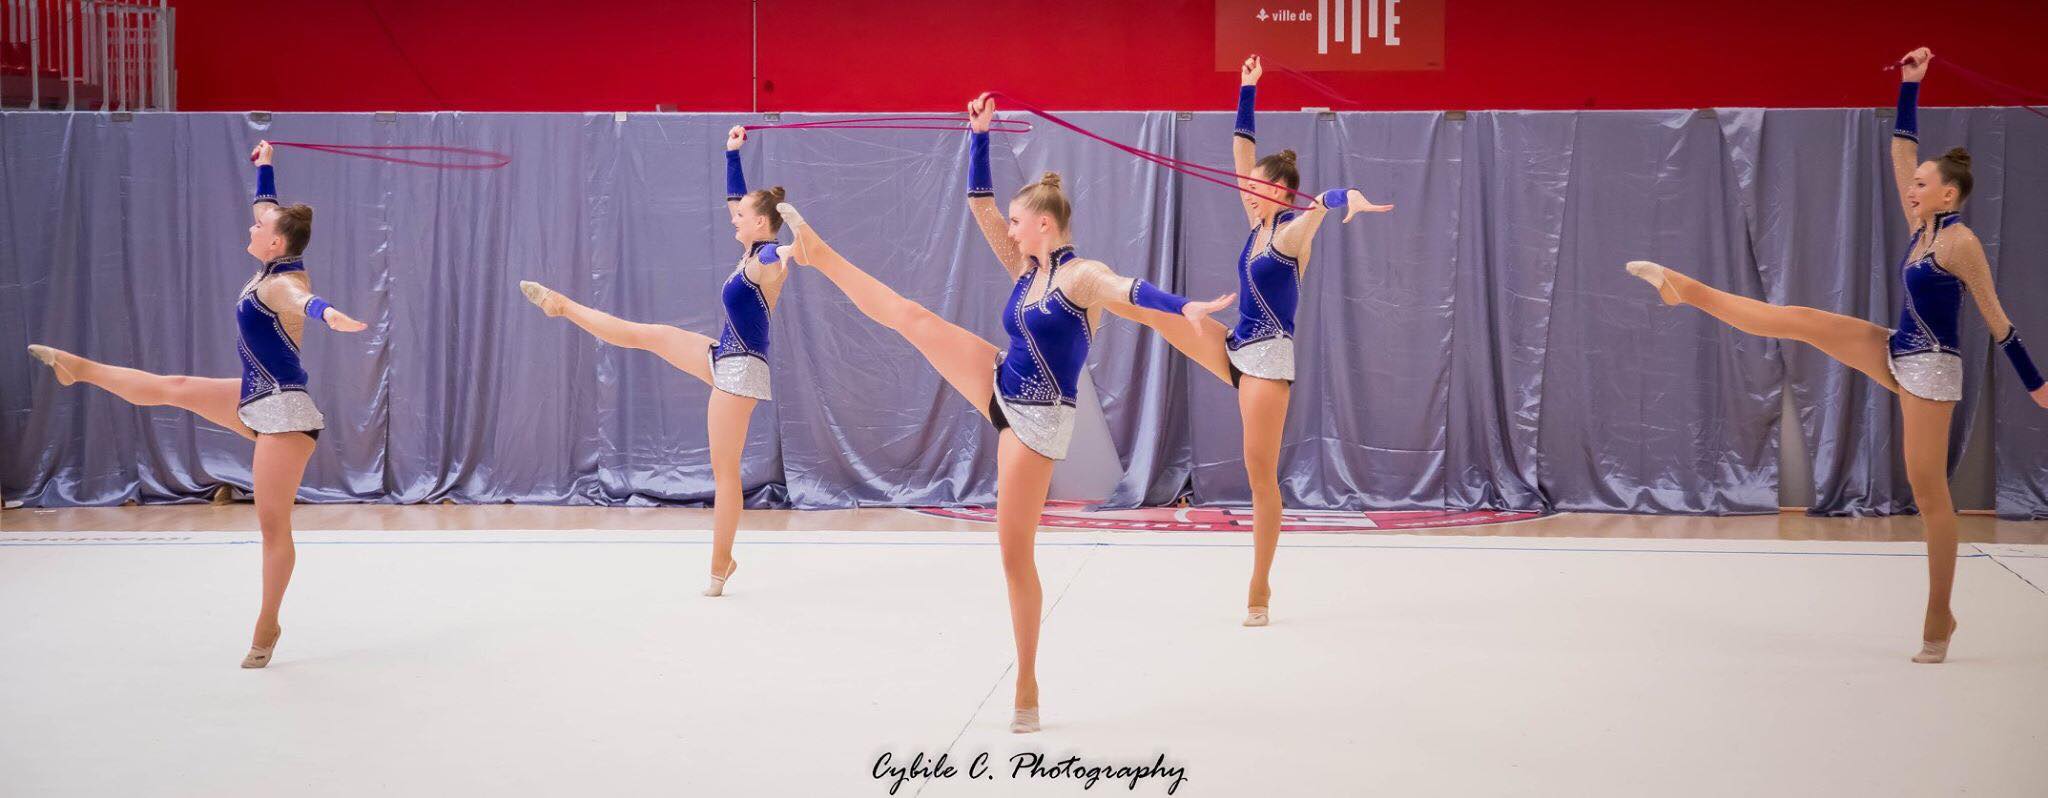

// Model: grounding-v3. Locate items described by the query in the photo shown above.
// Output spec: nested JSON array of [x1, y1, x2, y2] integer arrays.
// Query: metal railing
[[2, 0, 174, 111]]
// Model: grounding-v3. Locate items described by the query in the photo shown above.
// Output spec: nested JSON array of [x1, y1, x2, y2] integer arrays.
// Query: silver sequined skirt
[[238, 390, 326, 434], [1227, 336, 1296, 383], [710, 352, 773, 401], [1886, 350, 1962, 402], [994, 394, 1076, 461]]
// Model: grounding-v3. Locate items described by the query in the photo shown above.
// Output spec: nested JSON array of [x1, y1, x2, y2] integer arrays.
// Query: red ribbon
[[986, 91, 1318, 210], [263, 141, 512, 170], [744, 115, 1033, 134]]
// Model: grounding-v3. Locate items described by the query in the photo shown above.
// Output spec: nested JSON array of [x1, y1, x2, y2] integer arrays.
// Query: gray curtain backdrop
[[4, 110, 2044, 518]]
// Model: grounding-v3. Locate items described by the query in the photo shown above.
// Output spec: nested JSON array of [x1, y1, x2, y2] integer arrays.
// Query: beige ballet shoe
[[241, 627, 281, 669], [774, 201, 806, 229], [1243, 606, 1270, 627], [518, 280, 563, 316], [1010, 707, 1041, 734], [1624, 260, 1684, 306], [703, 559, 739, 598], [1912, 617, 1958, 664], [774, 203, 818, 265], [27, 344, 77, 386]]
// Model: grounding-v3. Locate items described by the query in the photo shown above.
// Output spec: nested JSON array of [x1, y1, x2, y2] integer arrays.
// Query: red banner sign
[[1216, 0, 1445, 72]]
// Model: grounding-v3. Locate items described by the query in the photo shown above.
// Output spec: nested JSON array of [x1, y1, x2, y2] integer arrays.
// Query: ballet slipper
[[241, 626, 281, 669], [27, 344, 78, 386], [518, 281, 564, 316], [1913, 617, 1958, 664], [1624, 260, 1685, 306], [703, 559, 739, 597]]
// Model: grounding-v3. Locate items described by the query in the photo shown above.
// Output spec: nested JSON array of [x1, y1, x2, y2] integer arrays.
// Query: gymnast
[[519, 125, 791, 598], [28, 141, 369, 668], [771, 93, 1234, 732], [1111, 55, 1392, 627], [1626, 47, 2047, 663]]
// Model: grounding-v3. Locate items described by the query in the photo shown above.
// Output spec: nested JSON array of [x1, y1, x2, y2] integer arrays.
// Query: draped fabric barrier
[[4, 110, 2044, 518]]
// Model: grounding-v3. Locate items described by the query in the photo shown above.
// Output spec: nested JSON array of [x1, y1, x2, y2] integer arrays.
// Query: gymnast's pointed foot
[[775, 201, 807, 231], [241, 624, 282, 669], [703, 558, 739, 597], [27, 344, 79, 386], [775, 202, 820, 265], [518, 280, 565, 317], [1913, 615, 1957, 664], [1624, 261, 1686, 307], [1010, 707, 1041, 734], [1242, 606, 1270, 627]]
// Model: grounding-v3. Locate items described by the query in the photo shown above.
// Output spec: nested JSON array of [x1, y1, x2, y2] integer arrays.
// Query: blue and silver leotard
[[235, 255, 326, 435], [1225, 210, 1302, 383], [991, 246, 1090, 460], [1886, 211, 1966, 401], [707, 239, 778, 401]]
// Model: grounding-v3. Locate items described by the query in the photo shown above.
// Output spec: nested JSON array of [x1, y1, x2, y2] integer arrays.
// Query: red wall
[[175, 1, 2048, 112]]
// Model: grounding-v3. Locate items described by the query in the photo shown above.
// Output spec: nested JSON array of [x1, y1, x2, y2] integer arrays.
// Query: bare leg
[[28, 346, 255, 440], [519, 282, 716, 385], [783, 209, 1001, 412], [995, 431, 1057, 732], [1627, 263, 1968, 659], [1901, 393, 1960, 661], [702, 389, 756, 596], [1626, 262, 1902, 394], [1102, 305, 1236, 384], [244, 431, 316, 668], [1239, 376, 1291, 625]]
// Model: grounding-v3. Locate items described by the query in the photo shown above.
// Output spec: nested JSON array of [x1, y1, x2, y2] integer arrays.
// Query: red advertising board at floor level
[[1216, 0, 1445, 71]]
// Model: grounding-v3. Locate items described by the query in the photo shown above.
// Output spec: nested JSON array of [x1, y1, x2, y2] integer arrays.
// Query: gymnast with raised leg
[[772, 94, 1233, 733], [1625, 47, 2048, 663], [519, 125, 788, 598], [1112, 54, 1392, 627], [28, 141, 370, 668]]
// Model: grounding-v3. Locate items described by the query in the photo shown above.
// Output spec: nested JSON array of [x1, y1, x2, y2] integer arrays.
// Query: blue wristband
[[1894, 81, 1920, 142], [2001, 328, 2045, 392], [968, 131, 994, 197], [1318, 188, 1349, 210], [1129, 279, 1190, 315], [305, 296, 334, 327], [1234, 85, 1257, 141], [725, 150, 747, 201], [254, 164, 277, 205]]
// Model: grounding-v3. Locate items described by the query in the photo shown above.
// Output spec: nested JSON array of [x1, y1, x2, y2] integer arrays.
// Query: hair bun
[[1276, 149, 1298, 167], [768, 185, 788, 202], [1941, 147, 1971, 167], [1039, 171, 1063, 190]]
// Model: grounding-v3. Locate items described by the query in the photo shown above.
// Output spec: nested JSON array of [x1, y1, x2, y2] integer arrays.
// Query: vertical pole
[[750, 0, 758, 113], [65, 0, 76, 109], [164, 3, 172, 109], [29, 0, 40, 108]]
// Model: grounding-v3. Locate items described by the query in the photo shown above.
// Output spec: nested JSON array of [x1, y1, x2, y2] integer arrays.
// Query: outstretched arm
[[258, 275, 368, 333], [724, 125, 748, 215], [1940, 231, 2047, 405], [1234, 55, 1262, 228], [966, 93, 1027, 279], [1271, 188, 1395, 261], [1890, 48, 1932, 224], [251, 141, 277, 223], [1061, 259, 1235, 335]]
